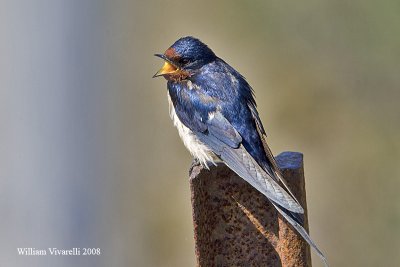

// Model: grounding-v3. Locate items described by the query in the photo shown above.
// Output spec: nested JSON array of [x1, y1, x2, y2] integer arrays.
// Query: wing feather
[[250, 103, 301, 204], [194, 110, 329, 265], [195, 111, 304, 214]]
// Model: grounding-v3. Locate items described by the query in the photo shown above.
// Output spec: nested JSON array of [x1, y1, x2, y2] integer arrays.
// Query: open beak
[[153, 54, 179, 78]]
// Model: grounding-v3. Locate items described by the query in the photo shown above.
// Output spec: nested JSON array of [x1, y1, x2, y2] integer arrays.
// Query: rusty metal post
[[189, 151, 312, 267]]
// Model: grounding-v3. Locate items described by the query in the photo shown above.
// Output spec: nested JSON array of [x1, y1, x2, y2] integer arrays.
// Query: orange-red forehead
[[164, 47, 180, 60]]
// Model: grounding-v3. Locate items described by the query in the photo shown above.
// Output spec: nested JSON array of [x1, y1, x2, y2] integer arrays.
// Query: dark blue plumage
[[168, 58, 268, 168], [154, 36, 327, 266]]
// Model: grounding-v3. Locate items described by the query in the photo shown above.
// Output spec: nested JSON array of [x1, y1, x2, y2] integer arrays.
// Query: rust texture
[[189, 151, 312, 267]]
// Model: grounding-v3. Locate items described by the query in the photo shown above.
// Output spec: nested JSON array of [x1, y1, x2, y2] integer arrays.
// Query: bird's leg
[[192, 157, 201, 166]]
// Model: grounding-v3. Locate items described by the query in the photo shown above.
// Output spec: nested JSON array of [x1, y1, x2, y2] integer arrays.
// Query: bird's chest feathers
[[167, 92, 215, 167]]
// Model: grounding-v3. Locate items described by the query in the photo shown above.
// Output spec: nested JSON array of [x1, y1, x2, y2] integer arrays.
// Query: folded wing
[[195, 110, 328, 265], [195, 111, 304, 214]]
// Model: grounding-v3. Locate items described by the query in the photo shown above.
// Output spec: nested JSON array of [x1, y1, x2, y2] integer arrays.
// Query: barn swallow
[[153, 36, 327, 265]]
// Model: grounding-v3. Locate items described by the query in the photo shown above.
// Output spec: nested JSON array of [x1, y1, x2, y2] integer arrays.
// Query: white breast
[[167, 94, 215, 168]]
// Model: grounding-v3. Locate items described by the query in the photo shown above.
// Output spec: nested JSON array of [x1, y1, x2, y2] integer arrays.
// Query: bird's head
[[153, 36, 216, 82]]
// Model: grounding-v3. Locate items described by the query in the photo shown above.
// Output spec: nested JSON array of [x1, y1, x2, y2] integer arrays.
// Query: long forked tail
[[272, 202, 329, 267], [195, 123, 329, 265], [219, 144, 329, 266], [254, 126, 329, 266]]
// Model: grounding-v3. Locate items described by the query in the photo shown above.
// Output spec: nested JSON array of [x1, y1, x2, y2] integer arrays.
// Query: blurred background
[[1, 0, 399, 266]]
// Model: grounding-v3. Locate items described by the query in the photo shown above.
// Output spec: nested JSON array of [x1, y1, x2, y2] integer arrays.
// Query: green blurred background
[[1, 0, 399, 266]]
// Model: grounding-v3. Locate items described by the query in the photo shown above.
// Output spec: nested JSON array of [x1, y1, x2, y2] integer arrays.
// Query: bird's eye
[[179, 58, 189, 65]]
